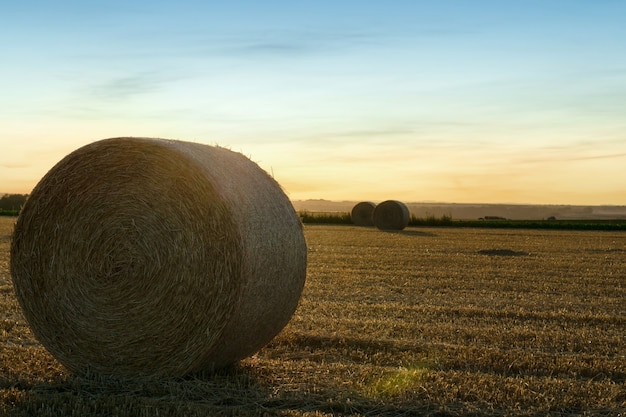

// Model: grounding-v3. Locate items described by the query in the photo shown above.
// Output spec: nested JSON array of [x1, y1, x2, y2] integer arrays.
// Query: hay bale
[[351, 201, 376, 226], [373, 200, 410, 231], [10, 137, 307, 377]]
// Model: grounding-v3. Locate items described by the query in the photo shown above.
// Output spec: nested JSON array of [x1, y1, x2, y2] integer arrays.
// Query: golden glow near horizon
[[1, 2, 625, 205]]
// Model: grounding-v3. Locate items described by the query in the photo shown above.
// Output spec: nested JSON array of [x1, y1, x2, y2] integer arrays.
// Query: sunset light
[[1, 1, 625, 205]]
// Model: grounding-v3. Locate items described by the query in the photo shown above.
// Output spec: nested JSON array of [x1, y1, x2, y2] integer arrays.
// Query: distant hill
[[291, 199, 626, 220]]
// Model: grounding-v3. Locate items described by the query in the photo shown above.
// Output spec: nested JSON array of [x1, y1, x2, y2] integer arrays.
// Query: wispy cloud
[[566, 152, 626, 162], [68, 28, 377, 64], [1, 163, 30, 169], [213, 30, 376, 58], [85, 72, 168, 101]]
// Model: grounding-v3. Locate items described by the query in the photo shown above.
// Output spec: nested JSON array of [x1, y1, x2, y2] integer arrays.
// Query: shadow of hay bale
[[477, 249, 530, 257], [379, 229, 437, 237]]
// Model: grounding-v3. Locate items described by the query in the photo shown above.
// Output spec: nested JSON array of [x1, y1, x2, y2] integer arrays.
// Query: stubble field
[[1, 216, 625, 416]]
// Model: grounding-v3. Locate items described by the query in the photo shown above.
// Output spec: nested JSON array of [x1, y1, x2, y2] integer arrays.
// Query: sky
[[1, 1, 625, 205]]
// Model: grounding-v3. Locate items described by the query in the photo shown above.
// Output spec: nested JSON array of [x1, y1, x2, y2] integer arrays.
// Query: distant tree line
[[0, 193, 28, 214], [298, 210, 626, 231]]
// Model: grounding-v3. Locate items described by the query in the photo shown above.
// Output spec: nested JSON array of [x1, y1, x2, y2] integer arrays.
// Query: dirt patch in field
[[477, 249, 530, 257]]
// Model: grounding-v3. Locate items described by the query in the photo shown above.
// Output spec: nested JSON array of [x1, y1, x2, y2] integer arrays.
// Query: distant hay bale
[[351, 201, 376, 226], [373, 200, 410, 231], [10, 137, 307, 377]]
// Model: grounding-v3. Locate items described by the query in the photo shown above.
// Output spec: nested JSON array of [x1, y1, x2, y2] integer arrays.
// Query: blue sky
[[2, 1, 625, 204]]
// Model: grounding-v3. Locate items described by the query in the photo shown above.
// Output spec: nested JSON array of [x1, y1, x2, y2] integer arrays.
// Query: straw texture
[[373, 200, 410, 231], [10, 137, 307, 377], [351, 202, 376, 226]]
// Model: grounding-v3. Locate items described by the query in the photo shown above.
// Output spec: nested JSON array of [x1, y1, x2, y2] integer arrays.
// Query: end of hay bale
[[10, 137, 307, 377], [373, 200, 410, 231], [351, 201, 376, 226]]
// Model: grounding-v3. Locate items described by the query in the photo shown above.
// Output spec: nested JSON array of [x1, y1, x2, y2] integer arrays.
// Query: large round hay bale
[[10, 137, 307, 377], [373, 200, 410, 231], [351, 201, 376, 226]]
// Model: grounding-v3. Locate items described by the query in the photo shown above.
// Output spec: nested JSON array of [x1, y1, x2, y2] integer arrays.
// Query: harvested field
[[1, 217, 625, 416]]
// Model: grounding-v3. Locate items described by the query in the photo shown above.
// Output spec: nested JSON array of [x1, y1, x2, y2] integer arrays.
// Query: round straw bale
[[351, 201, 376, 226], [373, 200, 410, 231], [10, 137, 307, 377]]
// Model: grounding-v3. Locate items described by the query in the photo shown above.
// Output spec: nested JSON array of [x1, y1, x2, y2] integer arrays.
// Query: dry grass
[[2, 217, 626, 416]]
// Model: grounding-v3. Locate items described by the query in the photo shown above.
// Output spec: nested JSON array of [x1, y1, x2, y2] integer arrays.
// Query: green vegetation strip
[[299, 211, 626, 231]]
